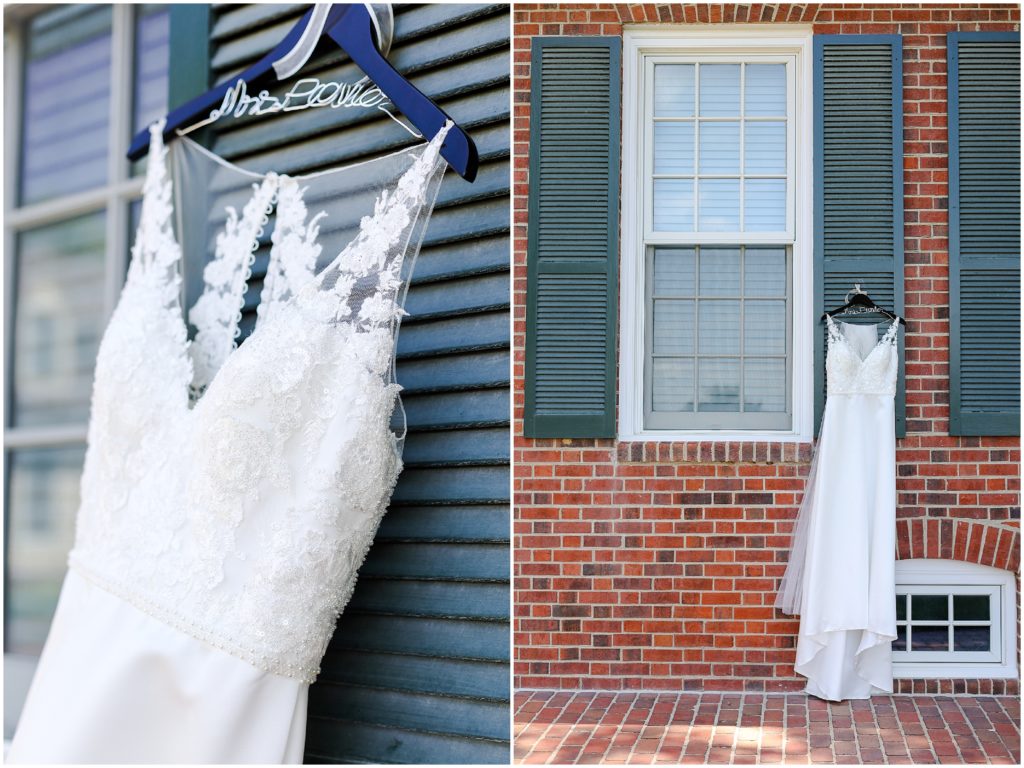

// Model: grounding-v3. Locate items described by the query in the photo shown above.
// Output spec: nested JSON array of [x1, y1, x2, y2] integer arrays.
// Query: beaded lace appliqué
[[68, 119, 451, 683], [189, 173, 279, 398], [825, 315, 900, 396]]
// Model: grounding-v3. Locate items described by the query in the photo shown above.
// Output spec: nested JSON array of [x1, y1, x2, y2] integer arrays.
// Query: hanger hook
[[273, 3, 394, 81], [366, 4, 394, 56], [844, 282, 868, 302]]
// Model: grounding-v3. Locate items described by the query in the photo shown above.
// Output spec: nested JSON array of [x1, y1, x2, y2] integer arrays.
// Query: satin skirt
[[7, 568, 308, 764], [791, 392, 897, 701]]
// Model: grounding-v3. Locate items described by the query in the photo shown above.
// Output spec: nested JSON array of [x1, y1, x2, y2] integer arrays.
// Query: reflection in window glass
[[895, 589, 997, 658], [649, 246, 788, 417], [910, 625, 948, 652], [133, 5, 170, 132], [654, 64, 694, 117], [14, 213, 106, 427], [953, 626, 991, 652], [131, 5, 170, 176], [912, 594, 948, 621], [651, 61, 788, 234], [6, 446, 85, 654], [21, 5, 112, 204]]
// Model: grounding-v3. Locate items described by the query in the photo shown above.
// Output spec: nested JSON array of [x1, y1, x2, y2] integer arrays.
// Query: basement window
[[894, 559, 1017, 679]]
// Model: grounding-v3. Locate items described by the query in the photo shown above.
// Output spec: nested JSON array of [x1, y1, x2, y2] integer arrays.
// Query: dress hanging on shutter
[[775, 316, 900, 701], [8, 120, 450, 763]]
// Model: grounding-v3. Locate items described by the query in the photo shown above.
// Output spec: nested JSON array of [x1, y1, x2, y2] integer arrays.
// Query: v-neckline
[[830, 317, 899, 365], [136, 119, 451, 411]]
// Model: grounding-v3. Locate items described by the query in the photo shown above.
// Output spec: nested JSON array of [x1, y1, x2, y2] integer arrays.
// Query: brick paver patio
[[514, 690, 1021, 764]]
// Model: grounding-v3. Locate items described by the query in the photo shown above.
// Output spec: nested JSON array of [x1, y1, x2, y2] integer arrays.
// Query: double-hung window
[[621, 29, 813, 439], [3, 2, 169, 739]]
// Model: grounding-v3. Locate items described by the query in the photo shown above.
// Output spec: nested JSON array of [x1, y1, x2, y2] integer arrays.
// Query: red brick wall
[[513, 3, 1021, 692]]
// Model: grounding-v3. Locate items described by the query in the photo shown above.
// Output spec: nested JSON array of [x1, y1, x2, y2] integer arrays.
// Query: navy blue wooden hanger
[[126, 3, 478, 181], [822, 285, 906, 326]]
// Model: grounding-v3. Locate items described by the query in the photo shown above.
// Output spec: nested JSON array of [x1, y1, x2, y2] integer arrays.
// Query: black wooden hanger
[[126, 3, 478, 181], [821, 284, 906, 326]]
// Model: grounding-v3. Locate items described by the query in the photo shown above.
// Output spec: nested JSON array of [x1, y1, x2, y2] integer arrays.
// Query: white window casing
[[620, 26, 814, 442], [894, 558, 1018, 680]]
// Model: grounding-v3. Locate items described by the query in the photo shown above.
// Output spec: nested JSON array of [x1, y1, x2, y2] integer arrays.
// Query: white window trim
[[3, 5, 156, 737], [894, 558, 1018, 680], [3, 4, 144, 452], [620, 25, 814, 442]]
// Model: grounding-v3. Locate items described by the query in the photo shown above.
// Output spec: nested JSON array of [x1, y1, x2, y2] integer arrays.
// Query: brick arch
[[896, 518, 1020, 573], [613, 4, 823, 24]]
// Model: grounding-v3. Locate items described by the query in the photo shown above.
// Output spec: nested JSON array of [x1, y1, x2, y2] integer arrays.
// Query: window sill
[[618, 429, 812, 444], [895, 663, 1018, 680], [616, 438, 812, 464]]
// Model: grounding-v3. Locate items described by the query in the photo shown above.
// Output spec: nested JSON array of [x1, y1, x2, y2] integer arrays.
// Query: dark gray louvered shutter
[[191, 4, 510, 763], [813, 35, 905, 436], [948, 32, 1021, 436], [524, 37, 620, 438], [167, 5, 209, 109]]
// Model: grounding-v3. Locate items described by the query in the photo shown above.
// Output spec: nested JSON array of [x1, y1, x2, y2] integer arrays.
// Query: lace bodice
[[825, 315, 900, 396], [68, 120, 450, 682]]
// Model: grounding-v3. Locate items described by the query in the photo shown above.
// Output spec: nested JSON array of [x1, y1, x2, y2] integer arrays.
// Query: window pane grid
[[13, 212, 107, 428], [894, 590, 997, 656], [5, 5, 170, 671], [652, 61, 788, 234], [20, 5, 113, 205], [648, 245, 788, 417]]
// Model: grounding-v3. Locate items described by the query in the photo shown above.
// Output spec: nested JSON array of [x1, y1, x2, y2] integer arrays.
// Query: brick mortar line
[[622, 692, 659, 764], [605, 692, 634, 762], [516, 692, 557, 765], [519, 689, 552, 741], [559, 691, 590, 764], [673, 692, 700, 763], [514, 691, 1022, 765], [949, 694, 984, 763], [524, 691, 575, 764], [774, 693, 784, 764], [552, 690, 592, 764], [576, 692, 621, 763], [852, 699, 874, 765], [959, 694, 990, 761], [743, 692, 769, 764], [902, 696, 923, 763], [576, 693, 618, 762], [887, 695, 918, 764], [827, 696, 840, 763], [706, 693, 732, 762], [782, 693, 801, 766], [515, 688, 1021, 699], [511, 692, 529, 741], [588, 692, 626, 763], [752, 692, 765, 763], [910, 695, 941, 764], [647, 693, 676, 763], [876, 699, 893, 765], [975, 693, 1016, 763], [705, 692, 725, 762]]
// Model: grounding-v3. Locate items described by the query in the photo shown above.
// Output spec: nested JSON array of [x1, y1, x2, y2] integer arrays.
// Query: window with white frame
[[621, 29, 812, 439], [894, 559, 1017, 679], [3, 3, 169, 737]]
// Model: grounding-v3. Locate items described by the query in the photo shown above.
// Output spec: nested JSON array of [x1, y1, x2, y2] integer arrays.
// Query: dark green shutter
[[524, 37, 620, 438], [813, 35, 905, 437], [167, 5, 210, 109], [948, 32, 1020, 436], [202, 5, 510, 763]]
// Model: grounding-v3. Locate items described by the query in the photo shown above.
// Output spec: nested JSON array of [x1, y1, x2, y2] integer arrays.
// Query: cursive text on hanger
[[198, 77, 420, 138]]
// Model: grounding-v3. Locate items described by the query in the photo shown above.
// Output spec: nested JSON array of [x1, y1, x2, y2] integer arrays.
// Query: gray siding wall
[[200, 4, 510, 763]]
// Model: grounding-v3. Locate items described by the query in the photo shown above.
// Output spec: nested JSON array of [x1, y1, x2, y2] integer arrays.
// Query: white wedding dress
[[776, 315, 900, 701], [8, 119, 450, 763]]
